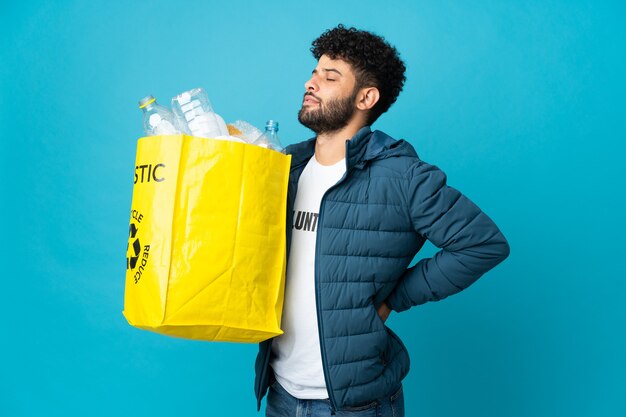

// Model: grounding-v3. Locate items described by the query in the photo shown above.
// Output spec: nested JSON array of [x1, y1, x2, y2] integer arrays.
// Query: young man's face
[[298, 54, 360, 134]]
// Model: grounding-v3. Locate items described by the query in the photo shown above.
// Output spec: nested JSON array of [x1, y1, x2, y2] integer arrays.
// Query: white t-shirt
[[270, 154, 346, 399]]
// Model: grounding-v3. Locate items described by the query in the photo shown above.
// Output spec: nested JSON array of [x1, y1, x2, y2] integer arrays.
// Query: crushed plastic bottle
[[171, 88, 228, 139], [139, 95, 180, 136], [227, 120, 263, 144], [253, 120, 284, 152]]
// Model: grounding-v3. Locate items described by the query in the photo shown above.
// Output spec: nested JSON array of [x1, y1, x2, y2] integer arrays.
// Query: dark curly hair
[[311, 24, 406, 125]]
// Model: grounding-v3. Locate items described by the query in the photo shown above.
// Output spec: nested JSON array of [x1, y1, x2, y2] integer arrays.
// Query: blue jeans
[[265, 377, 405, 417]]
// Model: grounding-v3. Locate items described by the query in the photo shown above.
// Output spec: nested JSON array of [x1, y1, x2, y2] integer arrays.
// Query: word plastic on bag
[[134, 163, 166, 184]]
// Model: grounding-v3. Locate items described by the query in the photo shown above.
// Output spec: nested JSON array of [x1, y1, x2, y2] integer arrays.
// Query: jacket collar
[[286, 126, 407, 171]]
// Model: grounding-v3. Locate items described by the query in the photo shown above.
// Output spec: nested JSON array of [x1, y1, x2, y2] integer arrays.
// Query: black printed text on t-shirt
[[293, 210, 319, 232]]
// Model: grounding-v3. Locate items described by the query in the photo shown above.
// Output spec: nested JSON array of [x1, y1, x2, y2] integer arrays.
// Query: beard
[[297, 89, 358, 134]]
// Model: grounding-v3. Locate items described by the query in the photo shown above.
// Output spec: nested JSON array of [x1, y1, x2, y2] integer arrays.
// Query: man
[[254, 25, 510, 417]]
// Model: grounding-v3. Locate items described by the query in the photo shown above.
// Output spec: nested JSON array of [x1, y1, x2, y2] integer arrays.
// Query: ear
[[356, 87, 380, 111]]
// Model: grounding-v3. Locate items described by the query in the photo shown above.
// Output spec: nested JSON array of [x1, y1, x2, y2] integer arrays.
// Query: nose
[[304, 75, 318, 92]]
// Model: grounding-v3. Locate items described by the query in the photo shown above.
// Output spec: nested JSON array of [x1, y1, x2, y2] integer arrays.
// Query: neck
[[314, 119, 367, 166]]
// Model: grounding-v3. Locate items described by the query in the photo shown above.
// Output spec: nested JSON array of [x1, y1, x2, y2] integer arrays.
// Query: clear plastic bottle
[[171, 88, 228, 139], [253, 120, 284, 152], [139, 95, 180, 136]]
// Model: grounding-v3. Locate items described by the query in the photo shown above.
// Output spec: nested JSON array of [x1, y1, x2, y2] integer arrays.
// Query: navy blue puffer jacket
[[254, 126, 510, 411]]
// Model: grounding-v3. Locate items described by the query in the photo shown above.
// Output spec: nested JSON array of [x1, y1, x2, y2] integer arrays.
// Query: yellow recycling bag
[[123, 134, 291, 343]]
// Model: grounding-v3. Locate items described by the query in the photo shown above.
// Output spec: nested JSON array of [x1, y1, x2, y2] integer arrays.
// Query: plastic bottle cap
[[139, 95, 156, 108], [266, 120, 279, 131]]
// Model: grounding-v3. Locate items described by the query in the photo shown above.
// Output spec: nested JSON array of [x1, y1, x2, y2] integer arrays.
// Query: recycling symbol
[[127, 222, 141, 270]]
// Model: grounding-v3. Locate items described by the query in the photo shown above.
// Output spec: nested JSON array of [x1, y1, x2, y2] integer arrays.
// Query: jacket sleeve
[[385, 160, 510, 313]]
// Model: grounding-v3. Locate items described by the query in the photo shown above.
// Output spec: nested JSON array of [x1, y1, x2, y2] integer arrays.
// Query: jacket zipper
[[316, 153, 354, 412]]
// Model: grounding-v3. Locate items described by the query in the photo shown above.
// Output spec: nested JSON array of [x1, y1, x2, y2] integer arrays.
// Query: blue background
[[1, 1, 625, 416]]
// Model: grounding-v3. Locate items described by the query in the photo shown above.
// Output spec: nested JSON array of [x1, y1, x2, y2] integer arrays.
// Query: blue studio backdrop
[[1, 1, 624, 416]]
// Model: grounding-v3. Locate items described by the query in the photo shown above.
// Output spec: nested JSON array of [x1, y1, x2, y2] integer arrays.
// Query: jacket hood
[[285, 126, 417, 171]]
